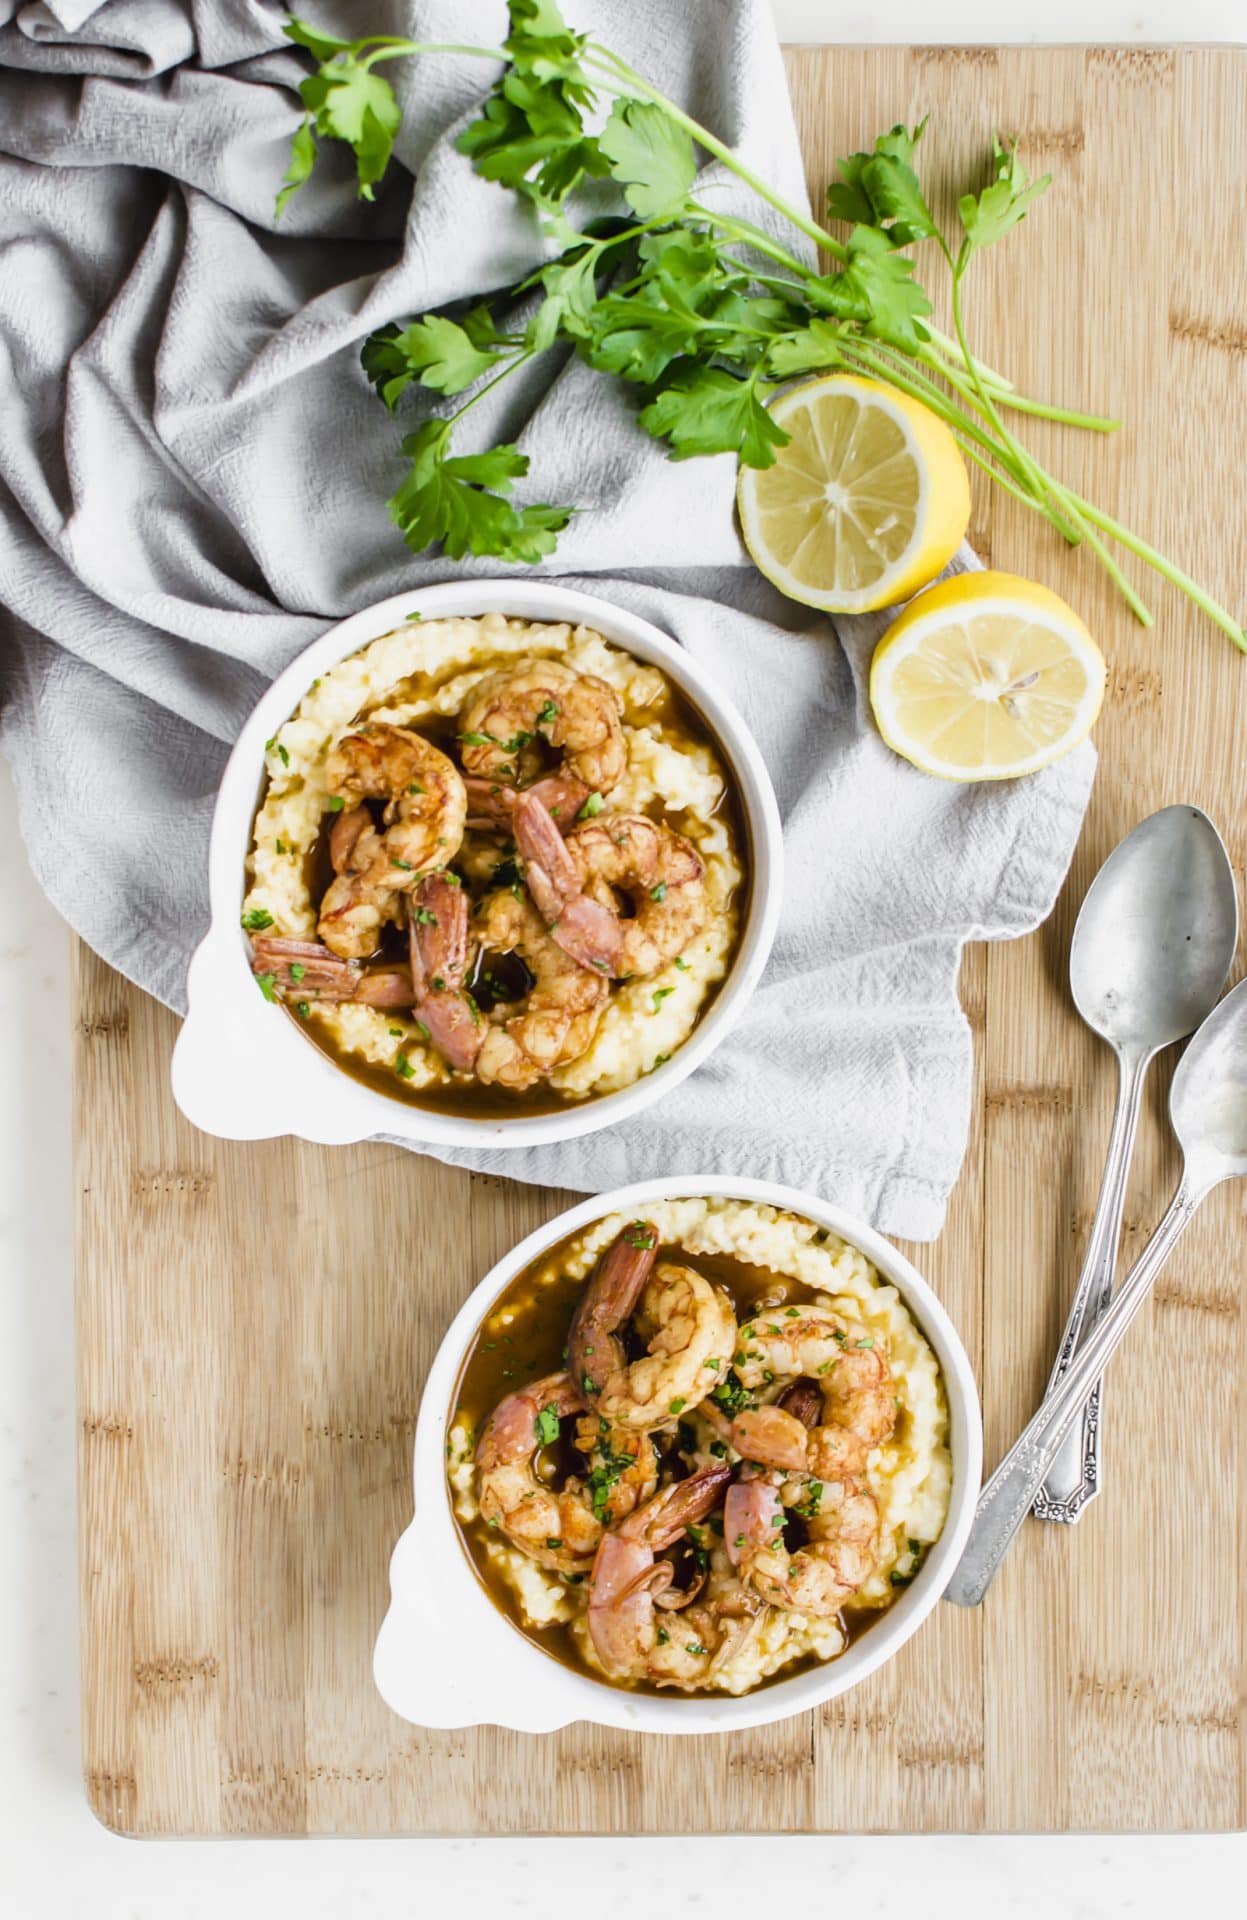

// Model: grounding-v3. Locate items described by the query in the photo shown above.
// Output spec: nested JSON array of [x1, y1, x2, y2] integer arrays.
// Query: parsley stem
[[1064, 495, 1247, 652], [355, 39, 508, 70], [948, 270, 1083, 544], [584, 46, 850, 264], [452, 350, 532, 419], [843, 340, 1047, 508]]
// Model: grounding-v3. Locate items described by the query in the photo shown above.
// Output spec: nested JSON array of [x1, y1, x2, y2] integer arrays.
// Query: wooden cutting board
[[75, 45, 1247, 1835]]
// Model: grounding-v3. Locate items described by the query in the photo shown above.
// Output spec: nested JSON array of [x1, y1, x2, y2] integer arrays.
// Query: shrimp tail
[[567, 1221, 659, 1397]]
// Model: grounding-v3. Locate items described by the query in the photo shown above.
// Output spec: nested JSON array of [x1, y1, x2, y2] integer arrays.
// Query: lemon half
[[869, 570, 1106, 781], [737, 373, 971, 614]]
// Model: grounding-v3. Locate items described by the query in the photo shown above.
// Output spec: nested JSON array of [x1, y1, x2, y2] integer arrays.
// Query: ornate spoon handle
[[1033, 1044, 1151, 1522], [945, 1176, 1204, 1608]]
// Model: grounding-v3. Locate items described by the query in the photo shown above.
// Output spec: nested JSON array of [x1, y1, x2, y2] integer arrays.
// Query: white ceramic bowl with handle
[[373, 1175, 982, 1736], [171, 581, 782, 1149]]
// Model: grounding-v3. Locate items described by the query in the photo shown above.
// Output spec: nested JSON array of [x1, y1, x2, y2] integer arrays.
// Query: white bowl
[[172, 581, 782, 1149], [373, 1175, 983, 1736]]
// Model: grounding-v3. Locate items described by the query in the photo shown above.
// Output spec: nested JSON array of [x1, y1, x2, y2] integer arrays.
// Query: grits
[[448, 1197, 951, 1695], [243, 615, 743, 1103]]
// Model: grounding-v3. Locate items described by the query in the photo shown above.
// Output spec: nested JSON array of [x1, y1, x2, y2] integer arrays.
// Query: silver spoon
[[947, 972, 1247, 1606], [1034, 805, 1237, 1523]]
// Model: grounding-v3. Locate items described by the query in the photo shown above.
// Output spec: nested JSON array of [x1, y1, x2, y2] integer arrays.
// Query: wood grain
[[74, 47, 1247, 1835]]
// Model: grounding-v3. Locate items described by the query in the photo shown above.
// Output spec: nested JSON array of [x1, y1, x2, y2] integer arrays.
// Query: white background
[[2, 3, 1242, 1915]]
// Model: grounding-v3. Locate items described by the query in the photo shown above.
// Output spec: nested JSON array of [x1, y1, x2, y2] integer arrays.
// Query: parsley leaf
[[639, 366, 788, 467], [959, 134, 1051, 260], [599, 97, 697, 218], [361, 316, 505, 410], [533, 1402, 561, 1446], [389, 418, 572, 562], [827, 121, 939, 247], [295, 47, 402, 202], [275, 117, 317, 219]]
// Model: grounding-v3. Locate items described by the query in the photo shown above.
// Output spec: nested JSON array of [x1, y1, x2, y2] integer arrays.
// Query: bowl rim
[[373, 1174, 983, 1736], [171, 579, 783, 1149]]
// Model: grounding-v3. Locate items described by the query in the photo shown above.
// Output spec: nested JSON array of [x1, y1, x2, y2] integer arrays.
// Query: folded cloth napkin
[[0, 0, 1094, 1238]]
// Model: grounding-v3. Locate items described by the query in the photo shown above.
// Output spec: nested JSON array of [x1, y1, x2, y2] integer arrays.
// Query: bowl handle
[[373, 1510, 584, 1733], [171, 934, 374, 1144]]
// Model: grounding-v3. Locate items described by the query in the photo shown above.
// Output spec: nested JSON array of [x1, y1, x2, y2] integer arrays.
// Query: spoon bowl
[[1070, 805, 1239, 1050], [1171, 973, 1247, 1177]]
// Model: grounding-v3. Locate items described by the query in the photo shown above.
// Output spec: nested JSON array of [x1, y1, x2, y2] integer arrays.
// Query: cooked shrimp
[[472, 889, 608, 1091], [249, 935, 415, 1008], [464, 771, 589, 834], [586, 1464, 733, 1679], [729, 1305, 896, 1477], [475, 1375, 655, 1575], [514, 794, 708, 980], [317, 796, 401, 960], [724, 1467, 879, 1617], [326, 722, 467, 875], [407, 873, 482, 1073], [567, 1220, 659, 1400], [475, 1374, 599, 1575], [317, 724, 467, 958], [593, 1262, 736, 1431], [459, 659, 626, 794]]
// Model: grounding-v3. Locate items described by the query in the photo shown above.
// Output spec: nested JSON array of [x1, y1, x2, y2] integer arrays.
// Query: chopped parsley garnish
[[415, 1020, 430, 1041], [652, 1053, 670, 1068], [624, 1223, 656, 1249], [394, 1052, 415, 1079], [656, 1628, 670, 1646], [391, 856, 413, 871], [668, 1397, 686, 1415], [459, 730, 494, 748], [289, 962, 306, 982], [703, 1357, 721, 1370], [533, 1403, 561, 1447], [255, 972, 278, 1002], [408, 782, 426, 795], [327, 794, 345, 812], [405, 610, 423, 622], [535, 699, 560, 726], [275, 838, 287, 856], [241, 908, 274, 932], [855, 1337, 875, 1350], [709, 1369, 752, 1418], [546, 1537, 562, 1551], [650, 881, 667, 902], [296, 1001, 310, 1018], [651, 986, 675, 1011], [576, 791, 605, 821], [413, 907, 437, 926], [674, 956, 689, 970], [685, 1642, 706, 1657]]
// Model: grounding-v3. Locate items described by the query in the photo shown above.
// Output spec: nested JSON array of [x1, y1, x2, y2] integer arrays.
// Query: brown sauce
[[448, 1223, 907, 1695], [257, 645, 751, 1117]]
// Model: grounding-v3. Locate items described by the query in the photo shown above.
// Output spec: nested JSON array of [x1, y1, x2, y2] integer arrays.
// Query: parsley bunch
[[278, 3, 1243, 650]]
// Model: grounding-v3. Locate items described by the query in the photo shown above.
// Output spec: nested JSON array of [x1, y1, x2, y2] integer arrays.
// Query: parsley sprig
[[277, 3, 1243, 650]]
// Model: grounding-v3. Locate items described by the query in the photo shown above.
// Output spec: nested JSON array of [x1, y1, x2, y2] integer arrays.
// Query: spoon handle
[[945, 1175, 1203, 1608], [1033, 1046, 1151, 1523]]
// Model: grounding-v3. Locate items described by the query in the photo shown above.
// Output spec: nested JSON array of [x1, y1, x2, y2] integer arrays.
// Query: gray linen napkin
[[0, 0, 1095, 1237]]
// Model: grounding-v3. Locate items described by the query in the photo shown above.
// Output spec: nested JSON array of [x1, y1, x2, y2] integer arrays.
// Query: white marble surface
[[2, 1, 1244, 1909]]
